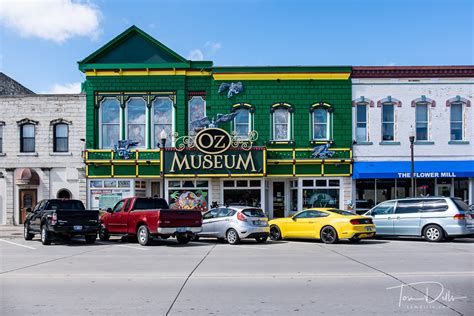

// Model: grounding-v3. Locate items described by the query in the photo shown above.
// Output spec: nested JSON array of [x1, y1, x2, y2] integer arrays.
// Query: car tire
[[85, 235, 96, 244], [24, 222, 34, 240], [137, 225, 152, 246], [255, 236, 268, 243], [226, 228, 240, 245], [349, 236, 361, 243], [41, 225, 52, 245], [269, 225, 282, 241], [176, 235, 190, 244], [423, 224, 444, 242], [98, 224, 110, 241], [320, 226, 338, 244]]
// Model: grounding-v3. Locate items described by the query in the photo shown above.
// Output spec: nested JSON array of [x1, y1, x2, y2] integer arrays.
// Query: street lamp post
[[159, 130, 167, 200], [409, 130, 415, 197]]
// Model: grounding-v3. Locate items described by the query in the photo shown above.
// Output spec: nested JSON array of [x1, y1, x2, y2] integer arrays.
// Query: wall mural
[[169, 190, 208, 212]]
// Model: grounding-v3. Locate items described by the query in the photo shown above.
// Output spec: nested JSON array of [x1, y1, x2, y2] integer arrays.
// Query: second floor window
[[450, 103, 463, 141], [100, 98, 120, 149], [126, 98, 146, 147], [21, 124, 35, 153], [0, 124, 3, 153], [273, 108, 290, 141], [381, 104, 395, 141], [356, 104, 367, 142], [53, 123, 69, 152], [313, 108, 329, 140], [153, 97, 173, 147], [234, 108, 251, 139], [188, 96, 206, 136], [416, 103, 429, 141]]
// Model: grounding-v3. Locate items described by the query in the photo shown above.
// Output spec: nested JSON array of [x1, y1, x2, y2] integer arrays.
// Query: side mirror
[[26, 207, 32, 213], [371, 211, 377, 216], [106, 208, 113, 214], [291, 216, 296, 221]]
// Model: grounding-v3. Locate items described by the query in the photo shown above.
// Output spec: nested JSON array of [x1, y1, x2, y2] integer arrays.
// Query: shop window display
[[222, 180, 261, 207], [168, 180, 209, 211]]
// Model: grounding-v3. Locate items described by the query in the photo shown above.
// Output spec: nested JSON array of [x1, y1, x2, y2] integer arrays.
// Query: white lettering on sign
[[396, 172, 457, 178]]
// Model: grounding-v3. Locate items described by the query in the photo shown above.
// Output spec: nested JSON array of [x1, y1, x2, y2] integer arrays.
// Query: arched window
[[232, 103, 253, 140], [271, 103, 292, 141], [100, 98, 120, 149], [0, 121, 4, 154], [353, 97, 373, 142], [447, 96, 470, 141], [188, 96, 206, 136], [17, 119, 39, 153], [310, 103, 332, 141], [153, 97, 173, 147], [53, 123, 69, 152], [412, 96, 435, 141], [126, 97, 146, 147]]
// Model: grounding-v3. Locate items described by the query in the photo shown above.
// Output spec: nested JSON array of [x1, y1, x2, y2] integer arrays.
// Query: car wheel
[[176, 235, 190, 244], [423, 225, 444, 242], [85, 235, 96, 244], [349, 236, 361, 243], [41, 225, 52, 245], [137, 225, 152, 246], [98, 224, 110, 241], [24, 223, 34, 240], [255, 236, 268, 243], [320, 226, 338, 244], [269, 225, 282, 241], [226, 228, 240, 245]]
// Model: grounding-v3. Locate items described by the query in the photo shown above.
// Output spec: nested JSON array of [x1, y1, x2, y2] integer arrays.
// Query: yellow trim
[[292, 149, 296, 175], [166, 173, 264, 178], [160, 150, 163, 173], [232, 103, 253, 108], [85, 160, 160, 165], [271, 102, 292, 108], [213, 73, 350, 81], [266, 147, 351, 152], [86, 70, 211, 77], [267, 159, 351, 164], [311, 102, 332, 108]]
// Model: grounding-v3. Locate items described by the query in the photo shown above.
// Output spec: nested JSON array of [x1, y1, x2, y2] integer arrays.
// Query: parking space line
[[116, 244, 149, 251], [0, 239, 36, 250]]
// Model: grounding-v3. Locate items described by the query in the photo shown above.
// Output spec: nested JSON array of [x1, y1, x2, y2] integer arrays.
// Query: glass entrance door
[[436, 178, 452, 197], [272, 182, 285, 218]]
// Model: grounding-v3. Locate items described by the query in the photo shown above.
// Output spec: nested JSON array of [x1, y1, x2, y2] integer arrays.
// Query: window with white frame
[[313, 107, 330, 140], [233, 108, 251, 139], [272, 108, 291, 141], [450, 103, 463, 141], [100, 98, 120, 149], [381, 104, 395, 141], [188, 96, 206, 136], [20, 124, 35, 153], [53, 123, 69, 152], [415, 103, 429, 141], [223, 179, 261, 207], [126, 97, 146, 147], [356, 104, 368, 142], [153, 97, 173, 147], [302, 179, 341, 209], [0, 122, 3, 153]]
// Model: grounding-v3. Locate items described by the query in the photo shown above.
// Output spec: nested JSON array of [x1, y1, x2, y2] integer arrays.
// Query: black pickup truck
[[24, 199, 99, 245]]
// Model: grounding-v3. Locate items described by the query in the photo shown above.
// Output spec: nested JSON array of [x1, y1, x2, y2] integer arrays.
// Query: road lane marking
[[116, 244, 149, 251], [0, 239, 36, 250]]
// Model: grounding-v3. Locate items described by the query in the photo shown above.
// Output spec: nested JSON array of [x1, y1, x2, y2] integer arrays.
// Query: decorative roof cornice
[[352, 66, 474, 78]]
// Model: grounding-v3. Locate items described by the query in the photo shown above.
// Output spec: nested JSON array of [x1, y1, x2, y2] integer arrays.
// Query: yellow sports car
[[269, 208, 376, 244]]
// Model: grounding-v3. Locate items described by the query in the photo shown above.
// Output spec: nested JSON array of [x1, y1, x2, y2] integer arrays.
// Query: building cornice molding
[[352, 66, 474, 78]]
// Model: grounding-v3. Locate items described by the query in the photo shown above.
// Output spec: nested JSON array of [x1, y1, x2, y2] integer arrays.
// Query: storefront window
[[223, 179, 261, 207], [416, 178, 435, 197], [168, 180, 209, 211], [454, 178, 469, 203], [290, 180, 298, 213], [376, 179, 396, 203], [89, 179, 132, 210], [395, 179, 411, 199], [303, 189, 339, 208], [355, 179, 375, 213], [153, 97, 173, 147]]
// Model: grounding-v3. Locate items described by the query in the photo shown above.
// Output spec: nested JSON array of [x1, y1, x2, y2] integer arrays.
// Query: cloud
[[0, 0, 102, 43], [44, 82, 82, 94], [205, 41, 222, 53], [187, 49, 204, 61]]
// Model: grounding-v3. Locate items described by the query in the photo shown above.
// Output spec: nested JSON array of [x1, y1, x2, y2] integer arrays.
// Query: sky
[[0, 0, 473, 94]]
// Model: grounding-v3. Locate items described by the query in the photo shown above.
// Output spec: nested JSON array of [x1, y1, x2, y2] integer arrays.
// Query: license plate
[[177, 227, 187, 233], [365, 226, 373, 232], [254, 220, 266, 226], [73, 225, 82, 231]]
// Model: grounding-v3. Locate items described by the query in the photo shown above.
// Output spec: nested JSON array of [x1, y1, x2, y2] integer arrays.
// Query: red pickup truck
[[98, 197, 202, 246]]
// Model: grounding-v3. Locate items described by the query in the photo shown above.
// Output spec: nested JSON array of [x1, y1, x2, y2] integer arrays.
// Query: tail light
[[51, 213, 58, 225], [237, 212, 247, 222], [350, 218, 373, 225], [453, 214, 465, 220], [350, 219, 360, 225]]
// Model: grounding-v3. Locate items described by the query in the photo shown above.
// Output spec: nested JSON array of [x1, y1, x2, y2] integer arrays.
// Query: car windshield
[[242, 208, 266, 218], [452, 198, 469, 212], [134, 198, 169, 210], [326, 209, 355, 216], [46, 200, 85, 210]]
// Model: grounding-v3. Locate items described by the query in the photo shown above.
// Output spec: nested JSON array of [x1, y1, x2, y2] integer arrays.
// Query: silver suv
[[365, 197, 474, 242], [194, 206, 270, 245]]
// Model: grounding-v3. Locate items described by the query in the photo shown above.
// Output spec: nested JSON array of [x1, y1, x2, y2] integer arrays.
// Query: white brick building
[[351, 66, 474, 213], [0, 94, 86, 225]]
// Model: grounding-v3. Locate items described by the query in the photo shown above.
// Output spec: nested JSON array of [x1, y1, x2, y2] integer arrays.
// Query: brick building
[[0, 77, 86, 224], [79, 26, 354, 217]]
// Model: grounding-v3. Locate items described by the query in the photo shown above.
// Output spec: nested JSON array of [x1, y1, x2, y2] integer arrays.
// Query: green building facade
[[79, 26, 353, 217]]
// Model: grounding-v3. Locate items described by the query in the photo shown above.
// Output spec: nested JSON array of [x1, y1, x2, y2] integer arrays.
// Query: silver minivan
[[365, 197, 474, 242], [194, 206, 270, 245]]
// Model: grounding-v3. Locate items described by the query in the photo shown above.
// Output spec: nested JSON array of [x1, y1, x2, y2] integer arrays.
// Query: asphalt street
[[0, 231, 473, 316]]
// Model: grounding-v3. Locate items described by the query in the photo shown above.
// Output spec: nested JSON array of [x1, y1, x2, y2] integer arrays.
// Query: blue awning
[[353, 160, 474, 179]]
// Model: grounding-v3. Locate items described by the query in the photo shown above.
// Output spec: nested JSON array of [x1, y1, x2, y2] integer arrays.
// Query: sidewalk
[[0, 225, 24, 238]]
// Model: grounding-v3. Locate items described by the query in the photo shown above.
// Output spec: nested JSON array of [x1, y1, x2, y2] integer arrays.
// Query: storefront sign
[[397, 172, 457, 178], [165, 128, 264, 175]]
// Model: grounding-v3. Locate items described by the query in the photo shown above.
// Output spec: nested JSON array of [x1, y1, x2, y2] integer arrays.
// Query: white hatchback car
[[194, 206, 270, 244]]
